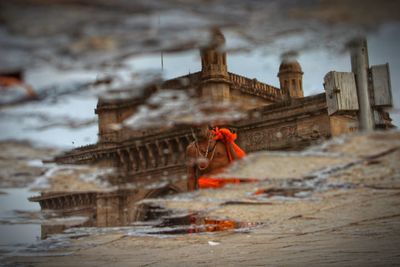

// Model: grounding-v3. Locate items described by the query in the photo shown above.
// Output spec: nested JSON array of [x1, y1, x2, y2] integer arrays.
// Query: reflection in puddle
[[13, 17, 394, 249], [29, 189, 260, 239], [0, 188, 41, 258], [0, 188, 39, 216], [138, 204, 173, 222], [151, 213, 259, 235], [0, 224, 40, 246], [199, 177, 259, 189], [28, 186, 185, 239], [0, 1, 398, 266], [254, 187, 313, 198], [26, 186, 261, 242], [0, 187, 259, 260]]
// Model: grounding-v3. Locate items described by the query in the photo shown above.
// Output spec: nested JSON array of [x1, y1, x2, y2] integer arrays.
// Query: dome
[[202, 28, 225, 50], [278, 60, 303, 75], [211, 28, 225, 45]]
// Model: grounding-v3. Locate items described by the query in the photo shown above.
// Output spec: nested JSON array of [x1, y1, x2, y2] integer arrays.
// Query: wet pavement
[[0, 131, 398, 266]]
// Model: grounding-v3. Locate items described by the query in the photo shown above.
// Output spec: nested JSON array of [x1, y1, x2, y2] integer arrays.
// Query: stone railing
[[228, 72, 282, 102], [114, 132, 193, 175], [30, 192, 97, 210], [55, 129, 194, 177], [74, 144, 98, 151]]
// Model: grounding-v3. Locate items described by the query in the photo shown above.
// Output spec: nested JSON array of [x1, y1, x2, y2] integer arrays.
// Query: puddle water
[[0, 224, 41, 246], [254, 187, 313, 198], [0, 188, 39, 215], [199, 177, 259, 189], [139, 204, 173, 222], [0, 2, 398, 265], [41, 202, 258, 238], [148, 213, 260, 235], [0, 167, 356, 259], [0, 188, 42, 258], [0, 186, 260, 261]]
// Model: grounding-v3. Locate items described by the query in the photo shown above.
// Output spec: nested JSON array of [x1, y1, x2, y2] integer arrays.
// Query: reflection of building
[[56, 29, 393, 170], [30, 187, 179, 238], [31, 30, 394, 234]]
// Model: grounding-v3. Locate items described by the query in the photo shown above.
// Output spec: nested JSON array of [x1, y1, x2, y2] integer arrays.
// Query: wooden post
[[350, 37, 374, 131]]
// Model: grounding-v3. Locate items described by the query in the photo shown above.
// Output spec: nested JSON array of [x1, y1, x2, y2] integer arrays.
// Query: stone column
[[137, 146, 147, 171], [175, 137, 186, 162], [166, 139, 177, 164], [117, 149, 129, 172], [127, 148, 138, 172], [146, 143, 157, 169], [156, 141, 166, 166]]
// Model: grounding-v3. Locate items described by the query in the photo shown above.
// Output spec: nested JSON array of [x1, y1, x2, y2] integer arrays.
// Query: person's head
[[195, 124, 212, 140]]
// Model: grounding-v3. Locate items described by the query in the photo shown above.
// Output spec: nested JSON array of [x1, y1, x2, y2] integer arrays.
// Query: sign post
[[350, 38, 374, 131]]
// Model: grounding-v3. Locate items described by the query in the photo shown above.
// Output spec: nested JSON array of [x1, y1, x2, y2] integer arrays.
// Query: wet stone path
[[2, 131, 400, 266]]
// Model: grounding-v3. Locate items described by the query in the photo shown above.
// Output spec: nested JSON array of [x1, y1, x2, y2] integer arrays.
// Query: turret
[[200, 28, 230, 101], [278, 60, 304, 99]]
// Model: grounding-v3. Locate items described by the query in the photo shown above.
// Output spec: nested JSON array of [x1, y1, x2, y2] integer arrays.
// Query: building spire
[[200, 28, 228, 80], [199, 28, 230, 101]]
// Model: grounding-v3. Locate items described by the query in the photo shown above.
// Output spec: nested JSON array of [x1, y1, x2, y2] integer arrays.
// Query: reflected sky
[[0, 1, 399, 149], [6, 23, 397, 149], [0, 189, 41, 254]]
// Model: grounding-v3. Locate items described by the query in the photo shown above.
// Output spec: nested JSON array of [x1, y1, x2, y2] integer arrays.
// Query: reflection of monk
[[186, 125, 246, 190]]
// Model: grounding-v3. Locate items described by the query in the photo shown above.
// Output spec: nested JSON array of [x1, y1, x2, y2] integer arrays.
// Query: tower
[[200, 28, 230, 101], [277, 60, 304, 99]]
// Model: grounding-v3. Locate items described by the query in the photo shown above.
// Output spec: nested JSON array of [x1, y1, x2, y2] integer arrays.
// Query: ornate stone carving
[[243, 124, 298, 151]]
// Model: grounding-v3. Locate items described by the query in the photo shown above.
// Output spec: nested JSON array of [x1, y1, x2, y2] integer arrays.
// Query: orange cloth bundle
[[211, 127, 246, 161], [198, 177, 242, 189], [198, 177, 258, 189]]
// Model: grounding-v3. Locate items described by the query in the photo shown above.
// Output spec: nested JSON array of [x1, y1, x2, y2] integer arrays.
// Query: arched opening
[[134, 186, 181, 222]]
